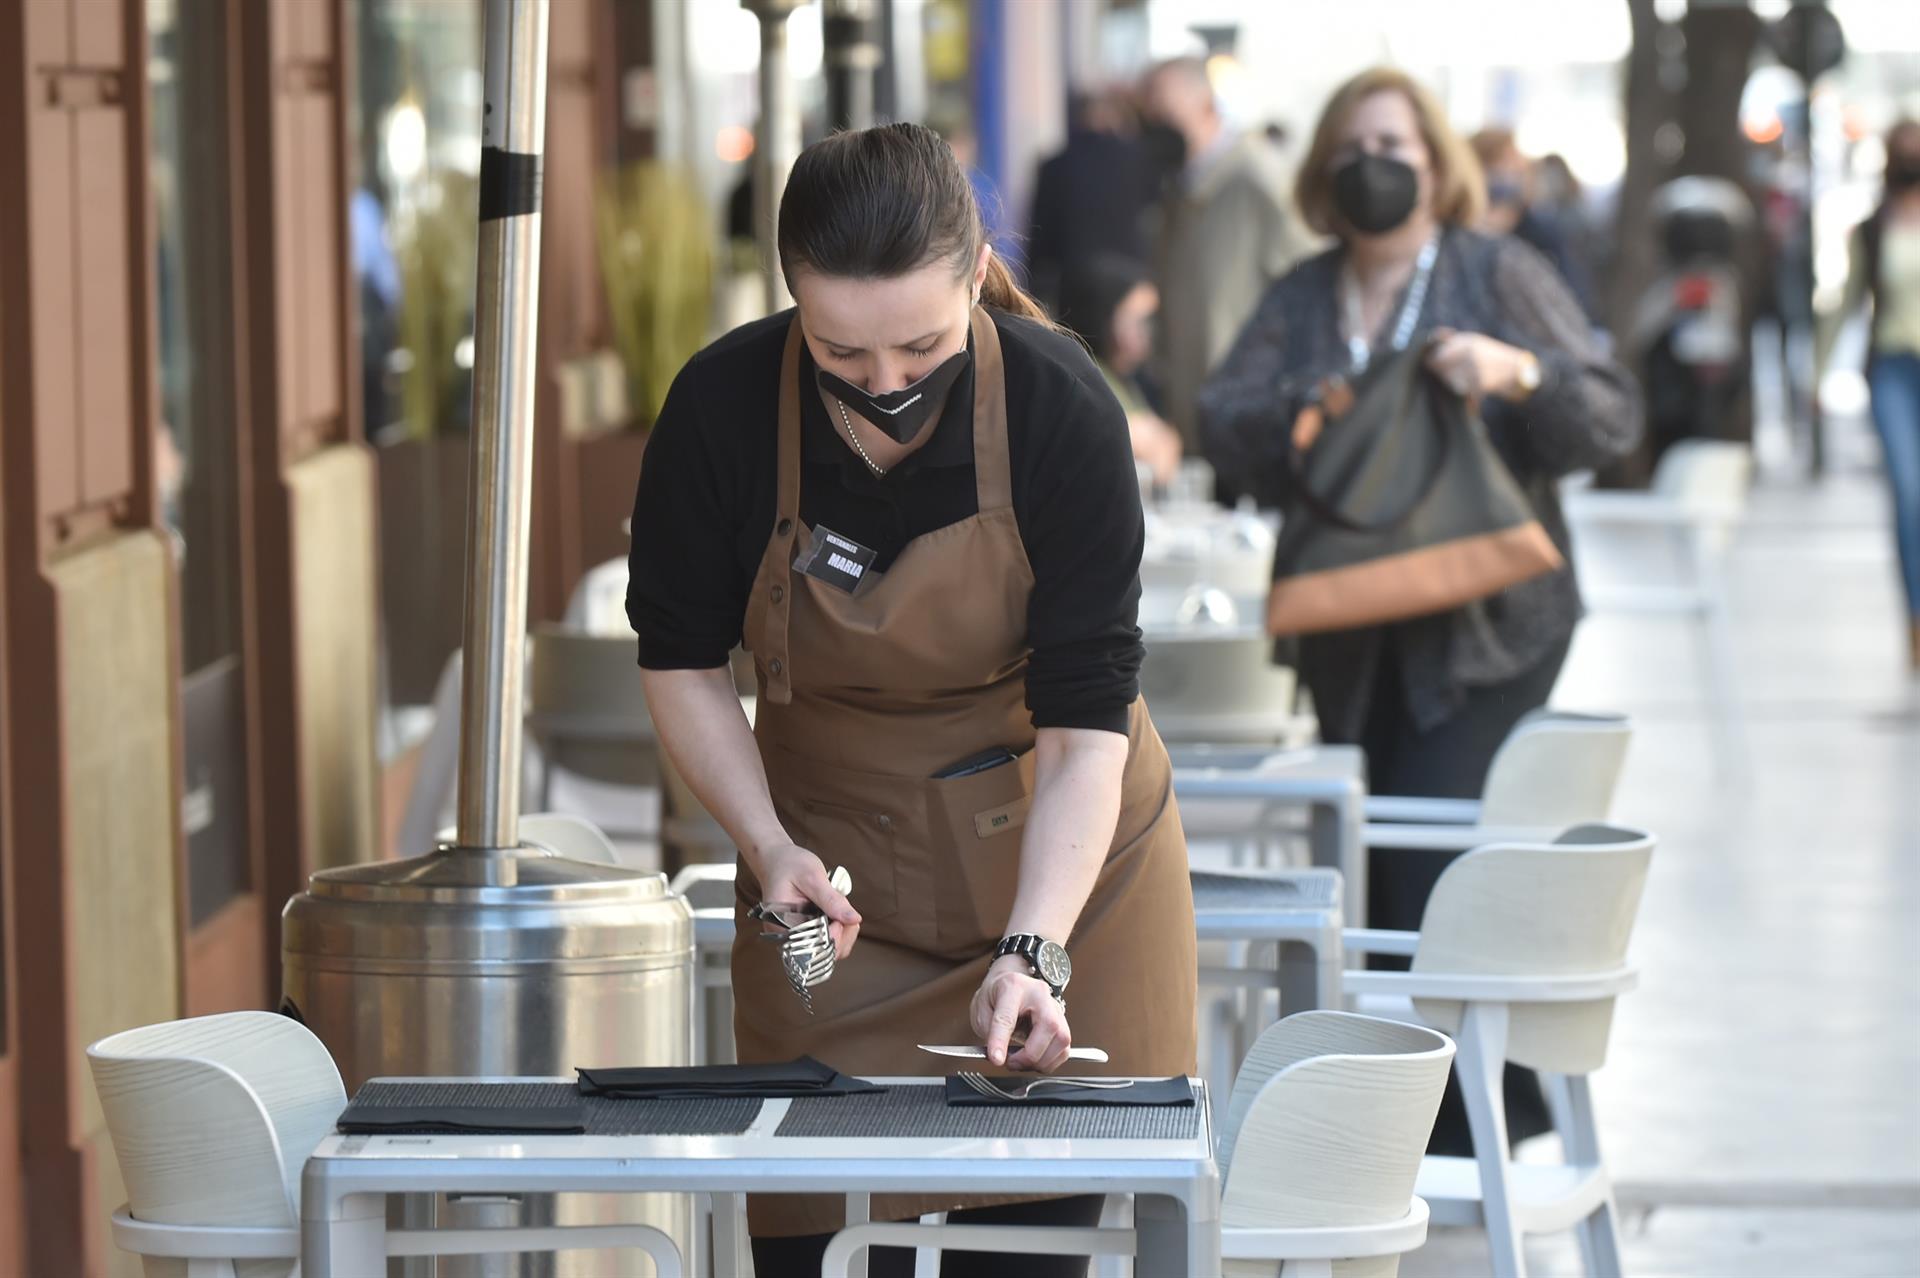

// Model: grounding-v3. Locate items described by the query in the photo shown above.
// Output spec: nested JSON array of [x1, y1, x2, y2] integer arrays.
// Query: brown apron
[[736, 309, 1198, 1238]]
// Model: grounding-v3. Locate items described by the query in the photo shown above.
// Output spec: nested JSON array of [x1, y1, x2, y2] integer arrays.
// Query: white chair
[[1362, 711, 1632, 854], [1342, 824, 1656, 1278], [526, 625, 663, 813], [1562, 439, 1752, 777], [395, 649, 554, 858], [820, 1011, 1453, 1278], [89, 1011, 347, 1278], [89, 1011, 684, 1277]]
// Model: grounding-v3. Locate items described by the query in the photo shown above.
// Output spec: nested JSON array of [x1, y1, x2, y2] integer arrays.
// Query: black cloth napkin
[[577, 1056, 883, 1100], [943, 1076, 1195, 1107], [337, 1103, 587, 1135]]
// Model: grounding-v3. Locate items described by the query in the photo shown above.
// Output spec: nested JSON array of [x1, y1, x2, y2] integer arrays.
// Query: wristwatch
[[1514, 351, 1543, 398], [994, 934, 1071, 1006]]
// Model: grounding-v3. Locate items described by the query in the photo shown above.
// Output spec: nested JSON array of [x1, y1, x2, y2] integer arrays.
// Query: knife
[[917, 1044, 1110, 1063]]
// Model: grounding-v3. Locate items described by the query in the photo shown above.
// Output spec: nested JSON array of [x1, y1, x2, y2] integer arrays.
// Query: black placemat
[[577, 1056, 880, 1099], [776, 1081, 1202, 1141], [344, 1081, 761, 1136]]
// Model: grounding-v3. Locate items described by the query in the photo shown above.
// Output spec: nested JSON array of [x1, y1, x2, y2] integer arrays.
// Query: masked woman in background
[[1198, 66, 1642, 1152]]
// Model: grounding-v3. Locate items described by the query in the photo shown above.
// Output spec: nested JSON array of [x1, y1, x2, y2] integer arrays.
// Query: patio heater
[[744, 0, 807, 312], [281, 2, 694, 1274]]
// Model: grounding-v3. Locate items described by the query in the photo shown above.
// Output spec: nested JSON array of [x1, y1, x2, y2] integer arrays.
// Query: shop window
[[150, 0, 252, 926], [348, 0, 483, 721]]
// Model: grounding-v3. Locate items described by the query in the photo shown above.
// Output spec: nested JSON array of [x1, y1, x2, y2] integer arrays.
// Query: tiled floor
[[1406, 442, 1920, 1274]]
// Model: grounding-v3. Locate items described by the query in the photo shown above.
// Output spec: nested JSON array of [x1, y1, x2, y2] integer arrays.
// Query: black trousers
[[749, 1194, 1108, 1278], [1345, 633, 1574, 1156]]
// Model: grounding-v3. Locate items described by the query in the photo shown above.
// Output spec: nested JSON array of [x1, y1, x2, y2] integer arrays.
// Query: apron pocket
[[791, 796, 902, 925], [929, 751, 1036, 950]]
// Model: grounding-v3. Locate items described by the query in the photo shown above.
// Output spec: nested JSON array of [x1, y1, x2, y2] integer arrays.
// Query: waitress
[[627, 122, 1197, 1277]]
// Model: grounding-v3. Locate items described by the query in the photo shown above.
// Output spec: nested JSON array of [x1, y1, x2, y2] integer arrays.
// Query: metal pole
[[824, 0, 880, 131], [745, 0, 806, 314], [454, 0, 550, 852]]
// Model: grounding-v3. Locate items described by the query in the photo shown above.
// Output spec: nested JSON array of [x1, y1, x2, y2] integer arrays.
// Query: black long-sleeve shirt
[[627, 307, 1146, 736]]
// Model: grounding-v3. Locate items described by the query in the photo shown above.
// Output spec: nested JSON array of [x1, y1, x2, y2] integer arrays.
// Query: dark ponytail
[[777, 122, 1053, 328]]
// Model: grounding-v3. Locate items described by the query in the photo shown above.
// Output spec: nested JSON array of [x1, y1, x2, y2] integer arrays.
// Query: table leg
[[1309, 795, 1367, 930], [301, 1188, 387, 1278], [1278, 938, 1319, 1016], [1134, 1192, 1217, 1277], [845, 1193, 871, 1278], [712, 1193, 749, 1278]]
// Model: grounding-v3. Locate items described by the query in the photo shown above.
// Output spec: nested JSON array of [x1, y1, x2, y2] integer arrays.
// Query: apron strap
[[970, 308, 1013, 514], [760, 315, 807, 705]]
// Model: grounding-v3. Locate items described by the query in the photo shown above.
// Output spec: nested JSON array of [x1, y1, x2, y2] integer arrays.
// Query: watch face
[[1036, 940, 1071, 989]]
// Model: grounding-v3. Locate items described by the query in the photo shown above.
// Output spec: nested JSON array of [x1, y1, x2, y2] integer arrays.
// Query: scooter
[[1625, 177, 1756, 467]]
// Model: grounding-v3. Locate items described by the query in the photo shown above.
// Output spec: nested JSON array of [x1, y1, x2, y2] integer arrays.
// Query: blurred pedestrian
[[1055, 254, 1184, 488], [1027, 91, 1154, 314], [1199, 67, 1642, 1152], [1141, 56, 1315, 456], [1830, 120, 1920, 671], [1470, 128, 1599, 321]]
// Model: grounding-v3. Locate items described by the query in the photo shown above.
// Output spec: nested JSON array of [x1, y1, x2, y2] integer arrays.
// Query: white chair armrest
[[822, 1223, 1132, 1277], [1363, 823, 1563, 852], [110, 1208, 297, 1260], [668, 861, 738, 894], [1563, 491, 1742, 526], [1341, 967, 1638, 1003], [1341, 928, 1420, 957], [1364, 796, 1481, 825], [1221, 1198, 1430, 1260]]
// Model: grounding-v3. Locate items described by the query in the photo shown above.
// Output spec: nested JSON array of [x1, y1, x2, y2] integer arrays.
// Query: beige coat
[[1152, 133, 1317, 449]]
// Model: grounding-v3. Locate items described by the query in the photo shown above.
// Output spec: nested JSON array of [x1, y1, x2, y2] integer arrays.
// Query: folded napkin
[[577, 1055, 883, 1099], [943, 1075, 1195, 1107], [337, 1103, 587, 1135]]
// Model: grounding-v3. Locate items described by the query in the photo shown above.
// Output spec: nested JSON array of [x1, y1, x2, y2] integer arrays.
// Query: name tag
[[794, 525, 878, 594]]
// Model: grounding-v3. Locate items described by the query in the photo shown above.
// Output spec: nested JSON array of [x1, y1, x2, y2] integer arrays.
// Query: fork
[[779, 866, 851, 1013], [956, 1072, 1136, 1101]]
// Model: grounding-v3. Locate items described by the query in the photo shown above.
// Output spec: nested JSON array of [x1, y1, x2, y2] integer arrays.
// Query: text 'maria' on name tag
[[793, 525, 879, 594]]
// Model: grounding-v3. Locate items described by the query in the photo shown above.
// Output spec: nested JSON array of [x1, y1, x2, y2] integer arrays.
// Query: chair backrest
[[1653, 440, 1752, 558], [518, 812, 622, 865], [1651, 439, 1752, 511], [1412, 824, 1655, 1075], [1218, 1012, 1452, 1251], [396, 648, 467, 859], [528, 625, 654, 732], [528, 625, 660, 787], [1478, 711, 1631, 827], [88, 1012, 345, 1277]]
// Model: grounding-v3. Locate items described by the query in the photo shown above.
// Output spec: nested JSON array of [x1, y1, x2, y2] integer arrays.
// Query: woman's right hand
[[750, 842, 863, 960]]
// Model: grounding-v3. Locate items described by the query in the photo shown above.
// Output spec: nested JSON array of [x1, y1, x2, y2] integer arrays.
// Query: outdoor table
[[301, 1076, 1220, 1278], [1170, 744, 1369, 928]]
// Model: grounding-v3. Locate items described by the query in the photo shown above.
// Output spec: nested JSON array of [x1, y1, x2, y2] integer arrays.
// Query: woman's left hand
[[971, 956, 1073, 1072], [1425, 329, 1537, 401]]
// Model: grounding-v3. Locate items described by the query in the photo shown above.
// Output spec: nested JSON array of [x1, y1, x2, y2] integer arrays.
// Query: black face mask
[[1332, 153, 1420, 236], [817, 347, 971, 445], [1139, 122, 1188, 181]]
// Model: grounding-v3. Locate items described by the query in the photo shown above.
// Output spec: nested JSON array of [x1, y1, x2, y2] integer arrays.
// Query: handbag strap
[[1344, 233, 1442, 371]]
